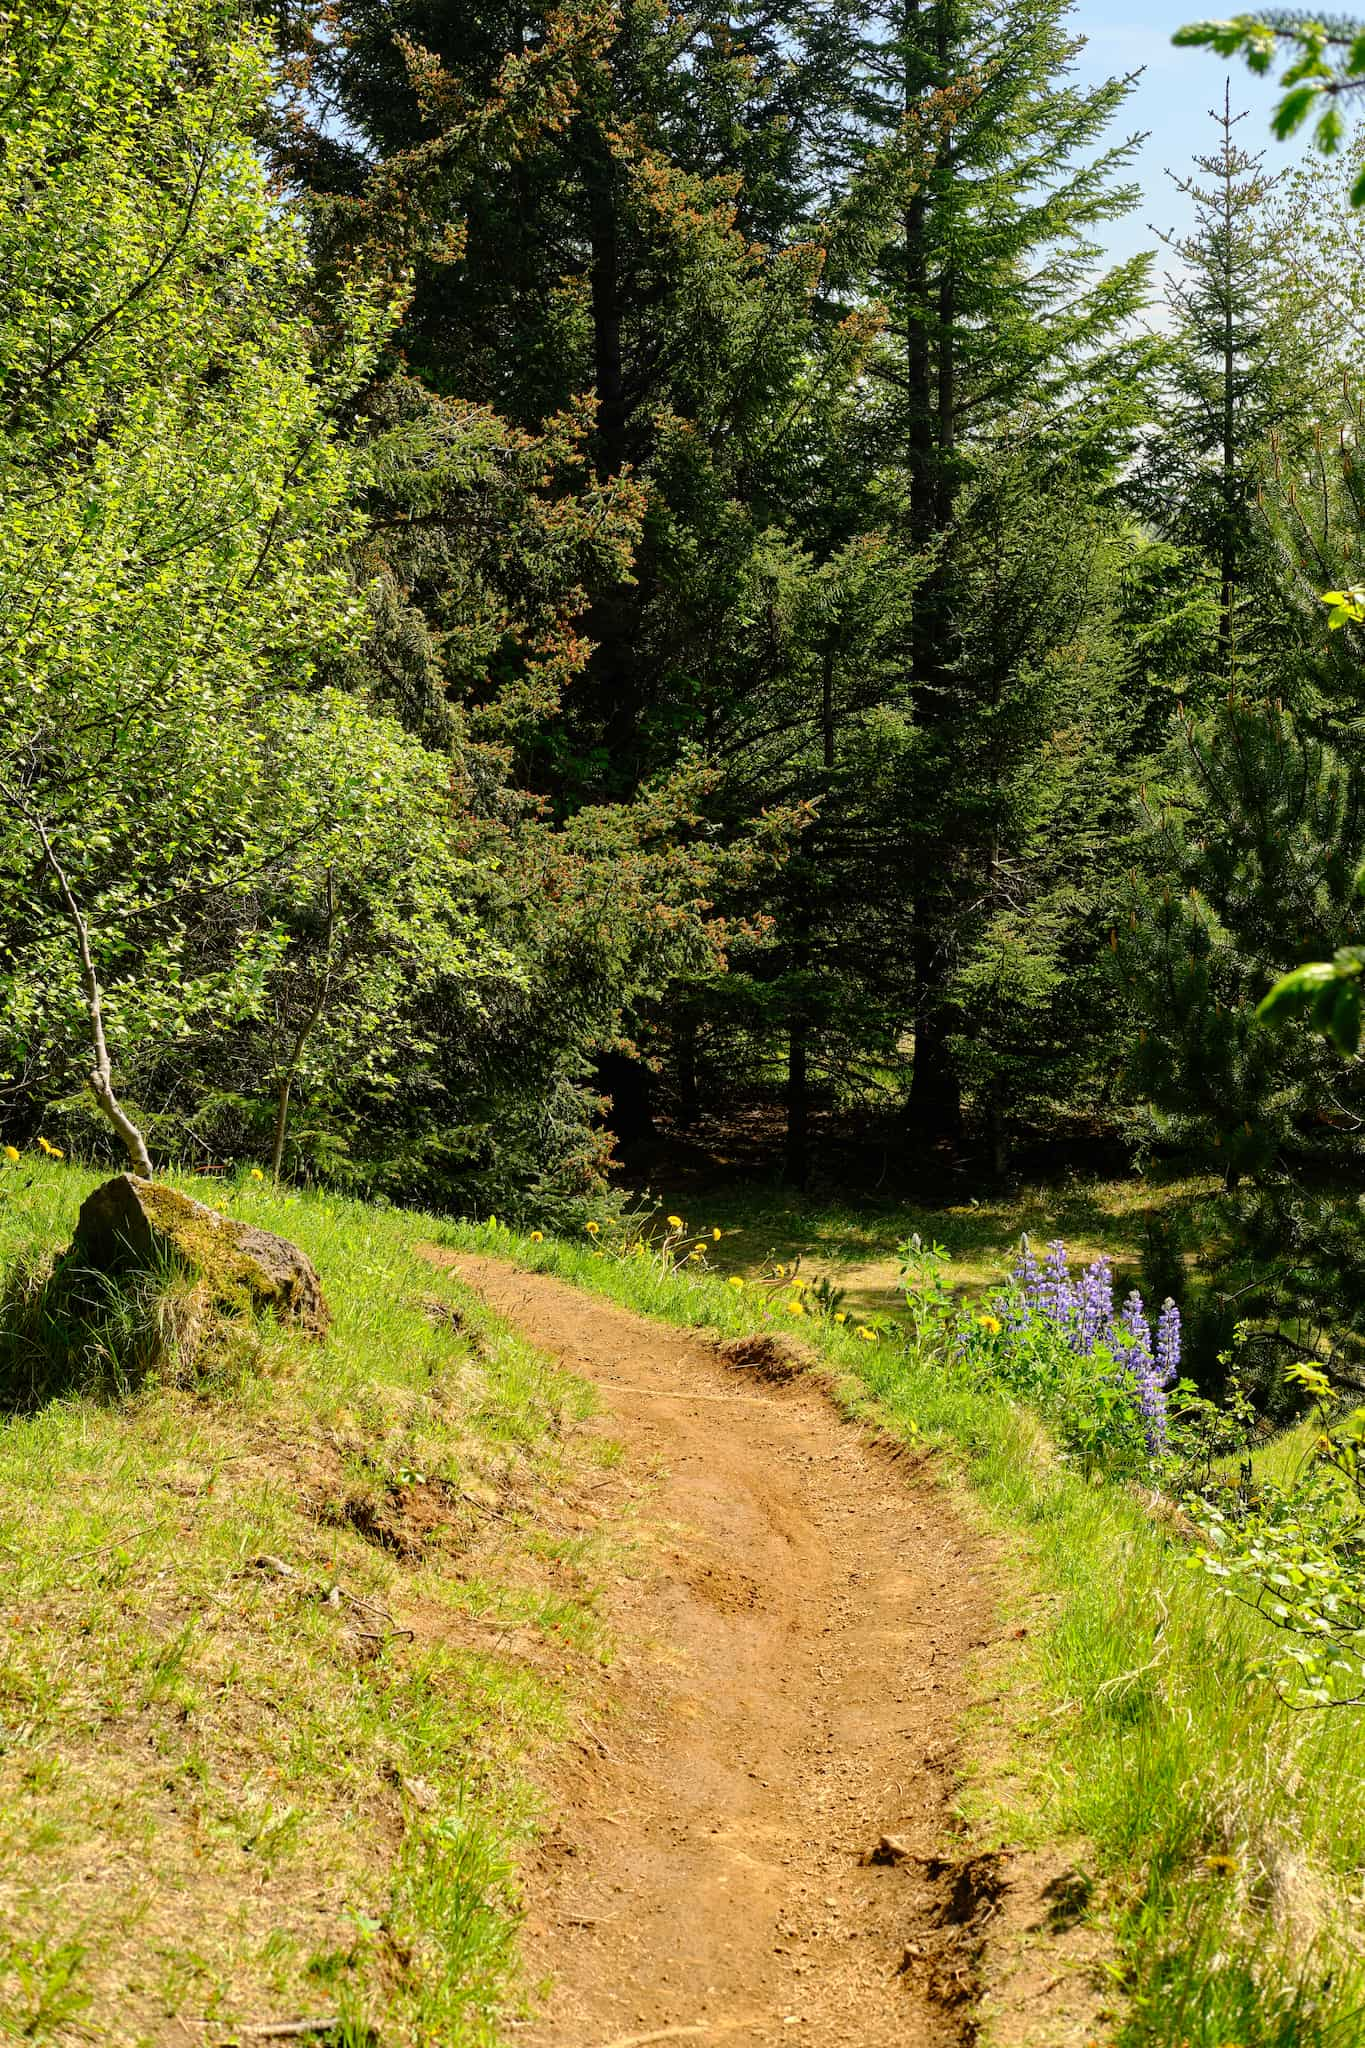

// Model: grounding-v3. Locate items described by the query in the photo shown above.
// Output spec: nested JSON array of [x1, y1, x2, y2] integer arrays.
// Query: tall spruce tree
[[1124, 104, 1353, 1197], [279, 0, 845, 800], [830, 0, 1154, 1145], [1130, 85, 1290, 677], [268, 0, 850, 1156]]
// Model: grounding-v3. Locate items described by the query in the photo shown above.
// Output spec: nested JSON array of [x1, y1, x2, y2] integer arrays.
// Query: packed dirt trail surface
[[434, 1255, 1008, 2048]]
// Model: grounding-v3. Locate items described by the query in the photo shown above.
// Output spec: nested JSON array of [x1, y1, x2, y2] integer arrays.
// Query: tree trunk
[[785, 1014, 810, 1187], [821, 635, 836, 771], [676, 1022, 701, 1131], [271, 1076, 293, 1182], [588, 144, 626, 485], [269, 872, 336, 1184], [1218, 80, 1238, 676], [905, 924, 962, 1144], [900, 14, 963, 1151], [581, 118, 640, 787], [597, 1051, 655, 1146], [2, 783, 153, 1177], [987, 1097, 1009, 1181]]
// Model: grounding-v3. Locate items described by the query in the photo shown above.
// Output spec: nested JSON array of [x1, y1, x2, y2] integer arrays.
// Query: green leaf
[[1316, 104, 1344, 153], [1170, 20, 1236, 44], [1171, 19, 1239, 45], [1274, 85, 1319, 139], [1257, 961, 1338, 1023], [1327, 983, 1363, 1054]]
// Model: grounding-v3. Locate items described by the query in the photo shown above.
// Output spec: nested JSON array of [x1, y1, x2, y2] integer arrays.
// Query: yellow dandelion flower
[[688, 1248, 703, 1261], [249, 1167, 264, 1180], [1204, 1854, 1239, 1877], [833, 1311, 848, 1324], [790, 1276, 806, 1292], [36, 1136, 55, 1155], [48, 1146, 63, 1160], [694, 1240, 708, 1250], [712, 1227, 722, 1241], [775, 1263, 786, 1277], [667, 1214, 684, 1229], [529, 1230, 544, 1242], [787, 1300, 806, 1316], [2, 1145, 18, 1162], [727, 1277, 744, 1290], [976, 1313, 1002, 1336], [585, 1220, 600, 1235], [856, 1326, 877, 1342]]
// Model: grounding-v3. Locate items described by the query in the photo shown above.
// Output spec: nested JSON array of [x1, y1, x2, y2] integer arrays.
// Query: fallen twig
[[216, 2020, 341, 2043]]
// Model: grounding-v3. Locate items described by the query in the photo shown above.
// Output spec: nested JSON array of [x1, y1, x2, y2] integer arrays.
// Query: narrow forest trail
[[428, 1255, 1100, 2048]]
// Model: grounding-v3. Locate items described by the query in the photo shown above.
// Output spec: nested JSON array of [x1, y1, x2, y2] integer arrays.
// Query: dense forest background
[[6, 0, 1365, 1393]]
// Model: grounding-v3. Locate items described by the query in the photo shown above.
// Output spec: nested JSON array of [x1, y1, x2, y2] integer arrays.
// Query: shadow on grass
[[0, 1248, 215, 1415], [685, 1168, 1221, 1304]]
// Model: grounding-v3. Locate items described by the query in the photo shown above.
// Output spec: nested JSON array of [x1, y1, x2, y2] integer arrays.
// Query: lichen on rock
[[70, 1175, 329, 1337]]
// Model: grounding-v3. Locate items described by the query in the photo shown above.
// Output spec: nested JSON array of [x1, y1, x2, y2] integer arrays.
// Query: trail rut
[[434, 1256, 1009, 2047]]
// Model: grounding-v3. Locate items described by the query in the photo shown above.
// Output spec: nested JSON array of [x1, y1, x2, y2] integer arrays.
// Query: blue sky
[[1068, 0, 1302, 275]]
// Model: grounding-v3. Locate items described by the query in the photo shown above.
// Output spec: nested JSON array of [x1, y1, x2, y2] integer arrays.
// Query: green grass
[[446, 1212, 1365, 2048], [0, 1159, 613, 2046]]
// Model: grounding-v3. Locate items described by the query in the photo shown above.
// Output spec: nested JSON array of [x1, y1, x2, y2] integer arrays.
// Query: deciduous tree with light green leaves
[[0, 0, 508, 1173]]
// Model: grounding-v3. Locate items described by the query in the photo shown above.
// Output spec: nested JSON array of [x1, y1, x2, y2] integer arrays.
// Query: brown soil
[[428, 1255, 1102, 2048]]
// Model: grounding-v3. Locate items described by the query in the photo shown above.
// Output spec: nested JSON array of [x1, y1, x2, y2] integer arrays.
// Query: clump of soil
[[717, 1332, 800, 1382], [314, 1476, 469, 1562], [928, 1849, 1010, 1927]]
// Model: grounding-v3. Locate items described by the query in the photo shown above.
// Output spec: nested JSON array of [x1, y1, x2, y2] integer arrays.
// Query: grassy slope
[[0, 1162, 616, 2047], [445, 1212, 1365, 2048]]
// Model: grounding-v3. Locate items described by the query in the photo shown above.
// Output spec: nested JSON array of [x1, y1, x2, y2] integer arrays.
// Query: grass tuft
[[0, 1240, 253, 1415]]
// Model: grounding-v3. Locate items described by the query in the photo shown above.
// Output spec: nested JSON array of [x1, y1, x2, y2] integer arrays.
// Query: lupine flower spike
[[1000, 1238, 1178, 1450]]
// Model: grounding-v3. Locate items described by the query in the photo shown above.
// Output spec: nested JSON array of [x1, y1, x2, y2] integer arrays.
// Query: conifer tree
[[272, 0, 871, 1155], [829, 0, 1154, 1144], [279, 0, 843, 800], [1130, 85, 1292, 677], [1124, 700, 1365, 1190], [1125, 360, 1365, 1348]]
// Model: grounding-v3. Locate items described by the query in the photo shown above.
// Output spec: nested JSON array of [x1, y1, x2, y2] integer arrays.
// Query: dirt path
[[432, 1257, 1017, 2048]]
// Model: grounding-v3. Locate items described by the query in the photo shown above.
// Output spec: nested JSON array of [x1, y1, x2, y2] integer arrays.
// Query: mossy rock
[[69, 1176, 329, 1337]]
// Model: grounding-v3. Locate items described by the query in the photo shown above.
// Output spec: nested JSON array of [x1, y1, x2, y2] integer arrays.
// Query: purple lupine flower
[[1039, 1239, 1074, 1325], [1155, 1298, 1181, 1387], [1006, 1239, 1042, 1330], [1074, 1257, 1113, 1356], [992, 1289, 1026, 1335], [999, 1239, 1172, 1452], [1114, 1289, 1170, 1449], [1011, 1238, 1042, 1305], [1121, 1288, 1153, 1359]]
